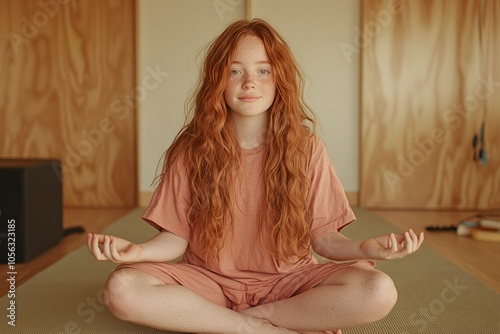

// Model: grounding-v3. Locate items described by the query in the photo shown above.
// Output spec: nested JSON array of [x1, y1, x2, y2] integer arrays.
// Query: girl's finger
[[102, 235, 113, 260], [110, 236, 122, 262], [404, 231, 413, 253], [391, 233, 398, 252], [92, 234, 104, 260], [86, 233, 93, 252], [408, 229, 418, 252], [417, 232, 425, 249]]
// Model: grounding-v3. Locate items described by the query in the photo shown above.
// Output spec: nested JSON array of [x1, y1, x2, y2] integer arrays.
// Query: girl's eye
[[230, 69, 241, 75], [260, 69, 270, 74]]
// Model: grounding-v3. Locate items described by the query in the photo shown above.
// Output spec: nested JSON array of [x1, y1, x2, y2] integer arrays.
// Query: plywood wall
[[481, 0, 500, 208], [360, 0, 500, 209], [0, 0, 137, 207]]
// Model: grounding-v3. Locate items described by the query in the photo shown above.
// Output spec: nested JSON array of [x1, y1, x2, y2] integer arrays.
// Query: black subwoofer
[[0, 159, 63, 263]]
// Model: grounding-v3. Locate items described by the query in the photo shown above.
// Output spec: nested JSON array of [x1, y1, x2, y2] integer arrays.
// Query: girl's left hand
[[360, 229, 424, 260]]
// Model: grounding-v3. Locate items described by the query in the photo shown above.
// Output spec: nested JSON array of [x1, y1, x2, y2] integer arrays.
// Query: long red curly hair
[[160, 19, 317, 264]]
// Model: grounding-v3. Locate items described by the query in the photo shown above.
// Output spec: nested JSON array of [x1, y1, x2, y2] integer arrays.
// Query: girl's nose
[[242, 75, 256, 89]]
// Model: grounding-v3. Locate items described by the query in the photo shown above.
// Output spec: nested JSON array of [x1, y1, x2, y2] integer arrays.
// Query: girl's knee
[[362, 270, 398, 321], [103, 268, 153, 321], [334, 267, 397, 322]]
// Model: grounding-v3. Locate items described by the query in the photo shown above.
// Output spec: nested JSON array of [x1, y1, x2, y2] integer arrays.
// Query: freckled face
[[224, 35, 276, 121]]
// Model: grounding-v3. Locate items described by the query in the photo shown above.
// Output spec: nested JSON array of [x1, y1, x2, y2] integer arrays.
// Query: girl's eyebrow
[[232, 60, 271, 65]]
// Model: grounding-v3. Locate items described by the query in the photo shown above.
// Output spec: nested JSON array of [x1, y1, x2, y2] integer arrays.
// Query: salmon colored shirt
[[143, 136, 355, 283]]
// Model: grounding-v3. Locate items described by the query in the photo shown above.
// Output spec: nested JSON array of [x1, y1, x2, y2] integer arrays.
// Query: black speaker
[[0, 159, 63, 263]]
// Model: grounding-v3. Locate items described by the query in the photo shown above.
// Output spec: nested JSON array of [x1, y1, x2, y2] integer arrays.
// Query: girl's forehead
[[233, 35, 270, 61]]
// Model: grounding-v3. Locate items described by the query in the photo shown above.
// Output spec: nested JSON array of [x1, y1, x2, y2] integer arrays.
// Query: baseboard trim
[[139, 191, 153, 207], [345, 192, 359, 207], [140, 191, 359, 208]]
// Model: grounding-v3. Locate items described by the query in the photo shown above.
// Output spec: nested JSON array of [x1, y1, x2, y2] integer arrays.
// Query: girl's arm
[[312, 229, 424, 261], [87, 230, 188, 264]]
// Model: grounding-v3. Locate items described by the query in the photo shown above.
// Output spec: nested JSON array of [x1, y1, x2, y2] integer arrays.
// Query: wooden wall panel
[[481, 0, 500, 207], [360, 0, 500, 209], [0, 0, 137, 207]]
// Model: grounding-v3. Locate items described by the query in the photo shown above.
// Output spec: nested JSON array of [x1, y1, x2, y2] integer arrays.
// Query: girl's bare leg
[[103, 268, 299, 334], [240, 266, 397, 332]]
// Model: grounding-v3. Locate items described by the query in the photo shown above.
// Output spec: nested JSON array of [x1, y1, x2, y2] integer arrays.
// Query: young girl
[[88, 19, 424, 334]]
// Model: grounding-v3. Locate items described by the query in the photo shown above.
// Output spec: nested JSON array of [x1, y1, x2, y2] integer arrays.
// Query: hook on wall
[[472, 122, 488, 166]]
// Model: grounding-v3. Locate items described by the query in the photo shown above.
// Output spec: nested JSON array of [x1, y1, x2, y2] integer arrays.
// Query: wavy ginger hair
[[160, 19, 317, 264]]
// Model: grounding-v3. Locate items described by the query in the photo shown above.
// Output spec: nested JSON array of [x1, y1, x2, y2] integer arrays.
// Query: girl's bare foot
[[300, 331, 342, 334], [240, 307, 340, 334], [234, 316, 299, 334], [240, 306, 342, 334]]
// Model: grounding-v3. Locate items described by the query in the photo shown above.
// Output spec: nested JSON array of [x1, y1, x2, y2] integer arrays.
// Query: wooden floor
[[372, 209, 500, 294], [1, 207, 499, 296], [0, 207, 132, 297]]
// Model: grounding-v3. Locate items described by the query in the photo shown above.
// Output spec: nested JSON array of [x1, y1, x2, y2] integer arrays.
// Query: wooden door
[[360, 0, 500, 209], [0, 0, 137, 207]]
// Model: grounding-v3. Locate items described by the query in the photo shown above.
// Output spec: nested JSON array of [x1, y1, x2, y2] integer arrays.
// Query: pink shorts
[[117, 260, 374, 311]]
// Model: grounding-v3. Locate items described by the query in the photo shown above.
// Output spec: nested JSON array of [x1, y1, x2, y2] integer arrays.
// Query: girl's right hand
[[87, 233, 144, 263]]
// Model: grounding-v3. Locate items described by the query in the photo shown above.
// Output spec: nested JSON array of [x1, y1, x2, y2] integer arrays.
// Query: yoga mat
[[1, 208, 498, 333], [341, 209, 500, 334]]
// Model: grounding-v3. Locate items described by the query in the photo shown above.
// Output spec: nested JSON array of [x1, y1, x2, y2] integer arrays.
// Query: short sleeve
[[142, 159, 191, 241], [308, 137, 356, 241]]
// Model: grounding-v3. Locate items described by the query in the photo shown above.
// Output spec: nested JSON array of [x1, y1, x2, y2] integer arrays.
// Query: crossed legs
[[240, 265, 398, 332], [103, 266, 397, 334]]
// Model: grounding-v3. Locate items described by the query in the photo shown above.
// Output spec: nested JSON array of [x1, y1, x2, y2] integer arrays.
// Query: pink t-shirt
[[143, 136, 355, 282]]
